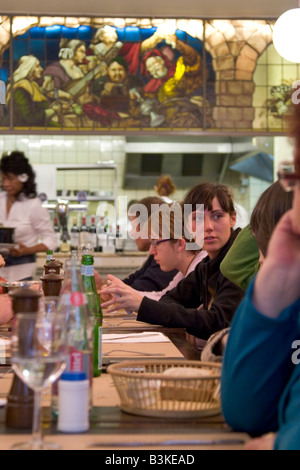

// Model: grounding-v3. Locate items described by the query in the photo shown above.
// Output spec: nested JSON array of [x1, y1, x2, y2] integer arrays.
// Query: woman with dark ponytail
[[0, 151, 58, 281]]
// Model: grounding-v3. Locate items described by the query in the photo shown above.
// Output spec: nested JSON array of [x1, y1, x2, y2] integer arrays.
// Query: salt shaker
[[57, 372, 89, 433]]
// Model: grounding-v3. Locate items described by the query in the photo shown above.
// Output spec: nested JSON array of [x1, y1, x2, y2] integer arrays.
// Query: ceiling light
[[273, 7, 300, 63]]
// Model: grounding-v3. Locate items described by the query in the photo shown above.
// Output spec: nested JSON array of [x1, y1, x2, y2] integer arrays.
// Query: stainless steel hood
[[123, 137, 274, 189]]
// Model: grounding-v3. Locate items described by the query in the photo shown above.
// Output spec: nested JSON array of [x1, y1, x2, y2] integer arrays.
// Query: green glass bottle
[[81, 254, 102, 377], [46, 250, 53, 263]]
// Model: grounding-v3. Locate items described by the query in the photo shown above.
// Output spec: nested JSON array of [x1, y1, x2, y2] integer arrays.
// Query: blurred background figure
[[0, 151, 58, 281], [154, 175, 176, 203]]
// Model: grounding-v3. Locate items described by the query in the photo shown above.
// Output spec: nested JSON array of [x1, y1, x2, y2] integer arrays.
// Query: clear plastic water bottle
[[51, 258, 93, 417]]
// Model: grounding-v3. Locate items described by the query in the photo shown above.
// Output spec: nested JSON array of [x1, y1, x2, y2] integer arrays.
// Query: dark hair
[[155, 175, 176, 197], [109, 56, 128, 72], [127, 198, 139, 211], [0, 151, 37, 198], [128, 196, 165, 225], [183, 182, 235, 215], [148, 201, 200, 252], [250, 181, 293, 257]]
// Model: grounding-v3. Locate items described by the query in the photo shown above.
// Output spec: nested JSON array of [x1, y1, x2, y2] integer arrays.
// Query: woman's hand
[[94, 270, 106, 290], [100, 274, 144, 313], [9, 243, 29, 257], [0, 254, 5, 268]]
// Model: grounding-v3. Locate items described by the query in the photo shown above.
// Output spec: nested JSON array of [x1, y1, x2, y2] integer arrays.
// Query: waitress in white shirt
[[0, 151, 58, 281]]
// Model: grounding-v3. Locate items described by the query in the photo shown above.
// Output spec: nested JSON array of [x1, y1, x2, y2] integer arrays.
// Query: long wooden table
[[0, 372, 249, 450], [0, 312, 250, 450]]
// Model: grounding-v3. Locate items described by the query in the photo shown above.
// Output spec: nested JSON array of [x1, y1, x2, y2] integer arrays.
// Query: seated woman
[[101, 202, 207, 304], [101, 182, 245, 341], [201, 180, 294, 362], [221, 99, 300, 450]]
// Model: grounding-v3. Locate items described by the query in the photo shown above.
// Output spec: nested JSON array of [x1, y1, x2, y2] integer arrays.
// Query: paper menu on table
[[102, 332, 170, 343]]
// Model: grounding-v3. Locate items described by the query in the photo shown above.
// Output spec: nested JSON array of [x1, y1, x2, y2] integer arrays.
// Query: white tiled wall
[[0, 134, 277, 222], [248, 177, 271, 214]]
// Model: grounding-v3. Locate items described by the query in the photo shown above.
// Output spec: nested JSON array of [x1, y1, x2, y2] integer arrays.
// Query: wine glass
[[10, 309, 68, 450]]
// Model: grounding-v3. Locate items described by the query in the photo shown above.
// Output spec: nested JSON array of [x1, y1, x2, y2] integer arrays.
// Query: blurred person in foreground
[[221, 98, 300, 450]]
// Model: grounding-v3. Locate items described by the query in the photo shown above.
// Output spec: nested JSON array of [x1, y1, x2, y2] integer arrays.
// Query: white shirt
[[0, 192, 58, 281], [160, 196, 173, 204], [234, 202, 249, 229], [141, 250, 207, 301]]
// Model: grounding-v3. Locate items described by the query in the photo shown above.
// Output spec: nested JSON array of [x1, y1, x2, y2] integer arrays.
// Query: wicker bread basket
[[108, 360, 221, 418]]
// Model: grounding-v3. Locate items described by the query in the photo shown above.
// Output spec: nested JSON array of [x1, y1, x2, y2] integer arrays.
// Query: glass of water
[[10, 310, 68, 450]]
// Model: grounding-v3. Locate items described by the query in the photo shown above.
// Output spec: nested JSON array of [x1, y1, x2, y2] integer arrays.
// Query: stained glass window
[[0, 16, 297, 134]]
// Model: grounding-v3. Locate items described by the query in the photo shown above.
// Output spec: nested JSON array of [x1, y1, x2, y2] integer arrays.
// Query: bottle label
[[66, 349, 92, 385], [89, 233, 97, 250], [80, 232, 88, 245], [70, 232, 79, 247], [115, 238, 123, 250], [59, 292, 87, 306], [98, 233, 107, 247], [70, 349, 83, 372], [70, 292, 86, 306], [81, 265, 94, 277]]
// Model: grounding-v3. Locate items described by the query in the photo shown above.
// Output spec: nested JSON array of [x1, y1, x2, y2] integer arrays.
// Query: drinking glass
[[10, 309, 68, 450]]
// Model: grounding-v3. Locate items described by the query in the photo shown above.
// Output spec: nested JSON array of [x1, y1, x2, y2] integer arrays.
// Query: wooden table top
[[0, 372, 249, 450], [0, 310, 249, 450]]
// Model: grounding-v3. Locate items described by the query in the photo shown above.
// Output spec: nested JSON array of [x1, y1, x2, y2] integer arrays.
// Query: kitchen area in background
[[0, 133, 290, 211], [0, 132, 294, 280]]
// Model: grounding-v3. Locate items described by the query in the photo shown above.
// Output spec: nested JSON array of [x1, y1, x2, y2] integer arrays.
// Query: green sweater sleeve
[[220, 225, 260, 290]]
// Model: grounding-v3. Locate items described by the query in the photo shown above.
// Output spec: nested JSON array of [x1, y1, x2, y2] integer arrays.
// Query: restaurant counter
[[36, 251, 148, 279]]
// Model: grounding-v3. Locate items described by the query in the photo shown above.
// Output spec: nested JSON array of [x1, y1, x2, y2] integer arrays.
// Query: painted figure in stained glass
[[144, 33, 213, 128], [42, 38, 108, 125], [2, 55, 62, 127], [0, 22, 215, 130], [87, 25, 123, 64], [42, 39, 98, 100], [82, 56, 144, 126]]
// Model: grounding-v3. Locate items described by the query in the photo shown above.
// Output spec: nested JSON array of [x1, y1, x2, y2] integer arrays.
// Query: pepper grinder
[[40, 272, 64, 297], [5, 287, 42, 429], [43, 258, 62, 275]]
